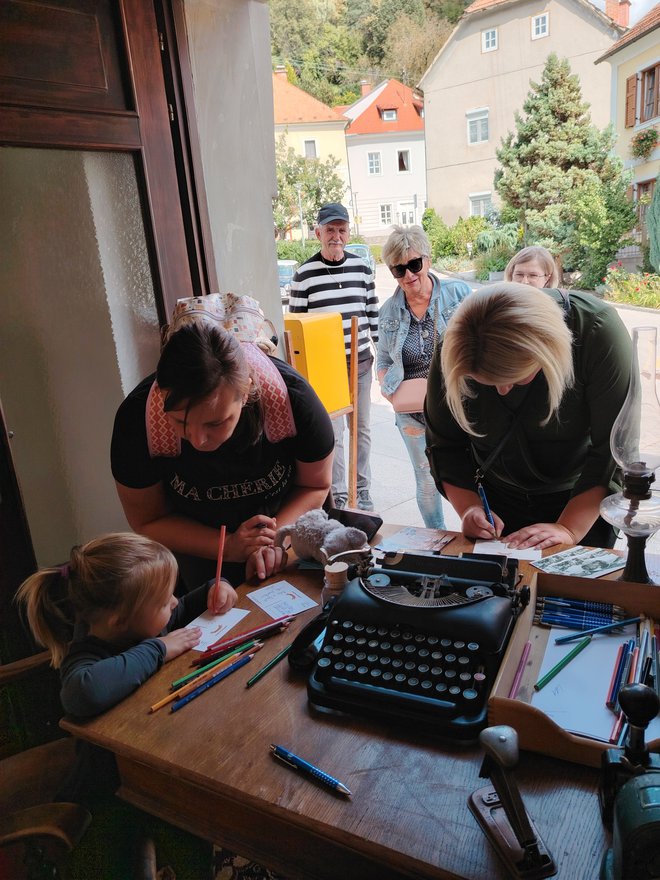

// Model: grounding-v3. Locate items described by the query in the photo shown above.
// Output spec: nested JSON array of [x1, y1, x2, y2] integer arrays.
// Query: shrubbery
[[276, 240, 319, 262], [603, 263, 660, 308], [422, 209, 488, 260]]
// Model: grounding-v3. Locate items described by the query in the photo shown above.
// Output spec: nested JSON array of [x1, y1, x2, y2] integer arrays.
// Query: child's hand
[[207, 578, 238, 615], [246, 546, 288, 581], [160, 626, 202, 661]]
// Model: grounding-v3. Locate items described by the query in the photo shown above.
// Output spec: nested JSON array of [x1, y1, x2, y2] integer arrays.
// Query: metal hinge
[[168, 103, 175, 123], [159, 32, 165, 52]]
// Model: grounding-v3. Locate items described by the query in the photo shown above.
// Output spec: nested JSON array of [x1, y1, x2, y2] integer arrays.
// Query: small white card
[[375, 527, 454, 553], [247, 580, 318, 618], [185, 607, 250, 652], [473, 539, 542, 561]]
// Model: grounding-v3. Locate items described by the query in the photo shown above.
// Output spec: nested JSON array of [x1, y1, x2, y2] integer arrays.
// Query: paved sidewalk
[[366, 266, 660, 550]]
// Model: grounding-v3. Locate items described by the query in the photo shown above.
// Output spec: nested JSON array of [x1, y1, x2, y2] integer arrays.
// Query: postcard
[[533, 546, 624, 578], [185, 607, 250, 652], [247, 580, 318, 618]]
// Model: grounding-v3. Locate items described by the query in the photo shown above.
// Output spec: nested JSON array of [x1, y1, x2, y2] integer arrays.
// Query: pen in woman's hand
[[476, 483, 497, 536]]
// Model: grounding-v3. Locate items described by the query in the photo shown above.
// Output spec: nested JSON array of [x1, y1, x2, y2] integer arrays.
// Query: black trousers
[[484, 481, 616, 549]]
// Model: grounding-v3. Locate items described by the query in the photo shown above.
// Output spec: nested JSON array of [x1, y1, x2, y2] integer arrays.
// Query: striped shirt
[[288, 250, 378, 362]]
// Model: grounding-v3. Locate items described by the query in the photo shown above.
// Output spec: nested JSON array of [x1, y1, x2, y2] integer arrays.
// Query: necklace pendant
[[338, 282, 342, 288]]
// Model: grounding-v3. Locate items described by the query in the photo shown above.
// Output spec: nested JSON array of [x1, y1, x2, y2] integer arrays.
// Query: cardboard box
[[488, 572, 660, 767]]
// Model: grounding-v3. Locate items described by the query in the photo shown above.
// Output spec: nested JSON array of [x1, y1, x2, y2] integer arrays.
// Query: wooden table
[[61, 531, 608, 880]]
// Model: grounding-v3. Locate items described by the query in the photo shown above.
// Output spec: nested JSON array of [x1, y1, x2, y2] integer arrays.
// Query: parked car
[[347, 243, 376, 274], [277, 259, 299, 306]]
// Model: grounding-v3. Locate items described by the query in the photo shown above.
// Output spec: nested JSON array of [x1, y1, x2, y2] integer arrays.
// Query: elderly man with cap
[[288, 202, 378, 511]]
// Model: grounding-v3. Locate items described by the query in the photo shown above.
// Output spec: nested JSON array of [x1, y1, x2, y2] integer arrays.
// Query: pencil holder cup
[[322, 561, 349, 605]]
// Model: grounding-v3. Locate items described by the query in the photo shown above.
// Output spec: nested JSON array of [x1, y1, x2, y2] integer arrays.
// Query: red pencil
[[195, 618, 293, 664], [214, 524, 227, 591]]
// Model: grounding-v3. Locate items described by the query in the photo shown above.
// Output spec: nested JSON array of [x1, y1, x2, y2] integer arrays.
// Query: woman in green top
[[425, 284, 632, 550]]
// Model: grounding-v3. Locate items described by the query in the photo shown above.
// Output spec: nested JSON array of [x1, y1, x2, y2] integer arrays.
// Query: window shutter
[[625, 74, 638, 128]]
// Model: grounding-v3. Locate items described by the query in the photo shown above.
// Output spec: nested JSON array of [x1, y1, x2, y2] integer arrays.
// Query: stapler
[[469, 725, 556, 878], [599, 683, 660, 880]]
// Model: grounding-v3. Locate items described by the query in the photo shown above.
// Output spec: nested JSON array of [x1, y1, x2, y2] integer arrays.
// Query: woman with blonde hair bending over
[[377, 225, 471, 528], [504, 245, 559, 288], [425, 284, 631, 550]]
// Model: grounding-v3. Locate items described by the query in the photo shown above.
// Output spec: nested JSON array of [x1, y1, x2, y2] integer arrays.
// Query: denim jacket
[[377, 273, 472, 396]]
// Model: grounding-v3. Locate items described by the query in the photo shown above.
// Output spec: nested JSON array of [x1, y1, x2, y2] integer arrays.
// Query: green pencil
[[171, 640, 257, 690], [245, 643, 293, 688], [534, 636, 592, 691]]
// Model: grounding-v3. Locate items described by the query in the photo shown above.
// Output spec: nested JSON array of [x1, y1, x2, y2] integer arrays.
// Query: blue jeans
[[394, 412, 445, 529], [332, 364, 372, 499]]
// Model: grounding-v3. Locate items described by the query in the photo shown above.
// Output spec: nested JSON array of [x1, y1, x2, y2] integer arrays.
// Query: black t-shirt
[[111, 357, 334, 532]]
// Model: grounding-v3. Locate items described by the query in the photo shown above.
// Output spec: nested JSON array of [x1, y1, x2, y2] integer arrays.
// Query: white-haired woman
[[425, 284, 631, 549], [377, 225, 471, 529]]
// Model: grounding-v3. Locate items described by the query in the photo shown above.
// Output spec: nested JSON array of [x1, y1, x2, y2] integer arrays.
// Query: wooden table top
[[61, 530, 608, 880]]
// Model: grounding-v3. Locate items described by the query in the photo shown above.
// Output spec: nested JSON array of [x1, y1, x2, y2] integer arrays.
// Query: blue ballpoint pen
[[270, 744, 352, 797], [476, 483, 496, 534]]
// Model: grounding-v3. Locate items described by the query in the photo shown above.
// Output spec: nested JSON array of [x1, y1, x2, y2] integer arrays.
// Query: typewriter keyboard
[[315, 618, 489, 718]]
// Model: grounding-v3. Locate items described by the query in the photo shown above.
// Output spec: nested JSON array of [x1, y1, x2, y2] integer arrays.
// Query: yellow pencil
[[149, 642, 262, 713]]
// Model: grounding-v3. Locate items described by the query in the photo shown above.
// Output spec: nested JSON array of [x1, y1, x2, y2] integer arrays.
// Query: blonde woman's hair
[[440, 284, 574, 435], [382, 225, 431, 267], [15, 533, 178, 668], [504, 246, 559, 287]]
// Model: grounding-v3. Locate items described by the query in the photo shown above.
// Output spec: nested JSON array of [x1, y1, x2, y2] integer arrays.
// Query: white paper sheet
[[185, 607, 250, 651], [473, 539, 542, 561], [247, 580, 318, 618]]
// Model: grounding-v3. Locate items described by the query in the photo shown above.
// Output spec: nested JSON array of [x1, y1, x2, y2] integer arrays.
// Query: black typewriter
[[307, 550, 527, 741]]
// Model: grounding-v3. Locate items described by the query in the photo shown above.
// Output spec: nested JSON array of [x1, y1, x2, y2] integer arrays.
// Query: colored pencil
[[534, 636, 592, 691], [197, 617, 293, 662], [605, 643, 626, 709], [170, 652, 254, 713], [554, 617, 641, 644], [150, 643, 261, 713], [214, 524, 226, 593], [173, 640, 258, 689], [246, 642, 293, 688], [508, 640, 532, 699]]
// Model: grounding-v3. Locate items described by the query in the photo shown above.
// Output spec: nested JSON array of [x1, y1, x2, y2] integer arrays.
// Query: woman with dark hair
[[111, 305, 334, 595]]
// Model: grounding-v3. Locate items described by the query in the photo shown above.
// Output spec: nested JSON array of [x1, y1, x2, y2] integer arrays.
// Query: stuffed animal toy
[[275, 509, 369, 565]]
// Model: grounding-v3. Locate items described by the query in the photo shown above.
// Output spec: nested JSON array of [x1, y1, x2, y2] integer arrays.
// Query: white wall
[[347, 132, 427, 238], [183, 0, 283, 336]]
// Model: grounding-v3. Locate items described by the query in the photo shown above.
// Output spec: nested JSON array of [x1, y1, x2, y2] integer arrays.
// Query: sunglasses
[[389, 257, 424, 278]]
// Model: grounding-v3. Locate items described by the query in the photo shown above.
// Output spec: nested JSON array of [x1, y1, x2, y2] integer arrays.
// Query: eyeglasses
[[512, 272, 549, 281], [389, 257, 424, 278]]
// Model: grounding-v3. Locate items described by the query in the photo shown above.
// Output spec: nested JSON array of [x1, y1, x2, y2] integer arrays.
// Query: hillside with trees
[[269, 0, 464, 102]]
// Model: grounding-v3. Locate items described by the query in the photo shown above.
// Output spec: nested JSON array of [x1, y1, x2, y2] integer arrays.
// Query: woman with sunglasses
[[377, 225, 471, 528], [504, 245, 558, 288]]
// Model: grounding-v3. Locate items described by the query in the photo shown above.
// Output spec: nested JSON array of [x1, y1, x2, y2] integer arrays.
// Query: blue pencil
[[476, 483, 496, 532], [170, 652, 254, 713], [554, 617, 641, 645]]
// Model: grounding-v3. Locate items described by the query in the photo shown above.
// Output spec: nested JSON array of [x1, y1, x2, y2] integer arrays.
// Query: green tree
[[647, 175, 660, 273], [382, 12, 451, 86], [273, 135, 346, 238], [495, 54, 635, 284], [363, 0, 425, 63]]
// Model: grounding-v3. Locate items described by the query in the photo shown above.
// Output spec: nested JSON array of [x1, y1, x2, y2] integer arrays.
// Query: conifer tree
[[647, 175, 660, 273], [495, 53, 633, 279]]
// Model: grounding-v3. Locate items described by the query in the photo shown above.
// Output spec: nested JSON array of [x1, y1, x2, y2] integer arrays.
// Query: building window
[[637, 179, 657, 229], [397, 150, 411, 172], [398, 203, 415, 224], [380, 204, 393, 225], [466, 108, 489, 145], [368, 151, 381, 175], [304, 139, 317, 159], [382, 109, 397, 121], [481, 28, 497, 52], [641, 63, 660, 122], [532, 13, 549, 39], [469, 192, 493, 217]]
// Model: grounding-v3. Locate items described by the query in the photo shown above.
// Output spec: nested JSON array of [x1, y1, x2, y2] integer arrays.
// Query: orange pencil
[[214, 524, 227, 591]]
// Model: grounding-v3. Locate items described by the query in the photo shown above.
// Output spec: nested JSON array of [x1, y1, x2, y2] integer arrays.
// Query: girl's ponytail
[[16, 563, 76, 668]]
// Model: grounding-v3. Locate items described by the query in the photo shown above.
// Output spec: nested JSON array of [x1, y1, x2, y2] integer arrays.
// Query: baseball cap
[[317, 203, 349, 225]]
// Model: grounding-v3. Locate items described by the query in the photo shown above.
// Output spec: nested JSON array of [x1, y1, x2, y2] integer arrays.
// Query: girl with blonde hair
[[16, 532, 229, 717], [425, 284, 631, 550]]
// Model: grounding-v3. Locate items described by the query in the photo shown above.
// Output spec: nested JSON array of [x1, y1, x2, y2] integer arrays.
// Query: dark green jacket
[[425, 290, 632, 498]]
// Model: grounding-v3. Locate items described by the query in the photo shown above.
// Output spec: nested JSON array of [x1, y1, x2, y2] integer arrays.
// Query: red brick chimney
[[274, 64, 288, 80], [606, 0, 630, 27], [360, 80, 372, 96]]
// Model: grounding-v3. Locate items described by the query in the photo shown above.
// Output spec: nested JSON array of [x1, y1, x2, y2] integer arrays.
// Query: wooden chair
[[0, 651, 91, 879]]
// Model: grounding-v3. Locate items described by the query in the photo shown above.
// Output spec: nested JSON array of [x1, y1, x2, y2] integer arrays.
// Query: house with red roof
[[272, 67, 350, 234], [596, 4, 660, 251], [340, 79, 427, 240], [419, 0, 630, 224]]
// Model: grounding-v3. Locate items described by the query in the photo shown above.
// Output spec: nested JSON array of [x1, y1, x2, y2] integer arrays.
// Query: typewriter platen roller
[[307, 551, 527, 741]]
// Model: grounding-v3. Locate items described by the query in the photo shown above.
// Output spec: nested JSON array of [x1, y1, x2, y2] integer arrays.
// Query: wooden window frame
[[641, 62, 660, 123]]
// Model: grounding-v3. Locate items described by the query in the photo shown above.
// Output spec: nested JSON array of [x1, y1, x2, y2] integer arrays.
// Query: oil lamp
[[599, 326, 660, 583]]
